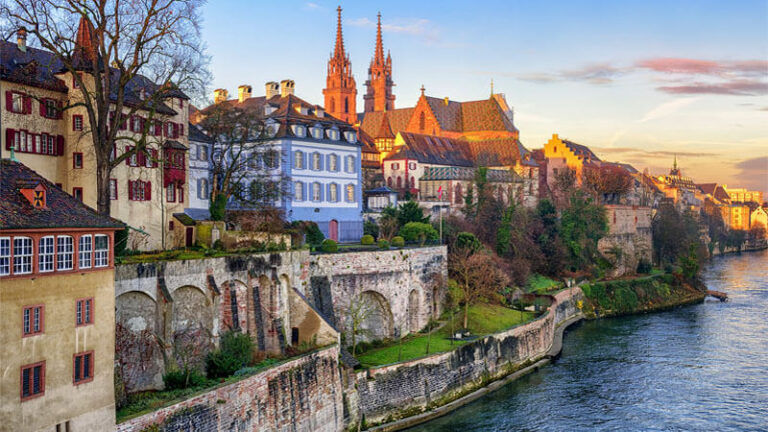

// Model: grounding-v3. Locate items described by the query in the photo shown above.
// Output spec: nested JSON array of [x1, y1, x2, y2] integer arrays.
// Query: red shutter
[[56, 101, 63, 119], [179, 123, 184, 136], [151, 149, 159, 167], [173, 123, 179, 138], [30, 134, 36, 153], [125, 146, 133, 165], [140, 117, 146, 133], [72, 116, 77, 131], [4, 91, 11, 112], [127, 181, 133, 200], [39, 99, 46, 116], [145, 181, 152, 201], [5, 128, 14, 150], [154, 122, 162, 136], [56, 135, 64, 155], [23, 96, 31, 114], [138, 150, 146, 167]]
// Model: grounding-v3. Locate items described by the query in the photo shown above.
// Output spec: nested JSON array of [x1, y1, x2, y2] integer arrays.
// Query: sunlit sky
[[201, 0, 768, 193]]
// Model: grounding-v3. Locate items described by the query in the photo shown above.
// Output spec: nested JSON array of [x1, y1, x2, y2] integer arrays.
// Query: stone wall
[[351, 288, 584, 427], [599, 205, 653, 277], [305, 246, 448, 342], [117, 345, 344, 432]]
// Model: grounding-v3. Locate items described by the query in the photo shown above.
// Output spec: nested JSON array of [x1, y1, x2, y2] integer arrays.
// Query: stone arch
[[408, 289, 421, 333], [357, 290, 394, 342], [171, 285, 212, 333], [116, 290, 157, 333], [115, 290, 163, 392], [221, 279, 248, 332]]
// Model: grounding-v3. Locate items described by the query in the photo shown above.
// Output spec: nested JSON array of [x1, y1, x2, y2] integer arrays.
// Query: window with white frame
[[198, 145, 208, 161], [166, 184, 176, 202], [294, 151, 304, 169], [109, 179, 118, 200], [13, 237, 33, 275], [346, 155, 355, 173], [294, 181, 304, 201], [329, 184, 338, 202], [312, 152, 321, 170], [198, 179, 208, 199], [0, 237, 9, 276], [329, 154, 338, 171], [12, 92, 23, 112], [78, 235, 92, 269], [312, 182, 321, 201], [346, 184, 355, 202], [38, 236, 55, 272], [57, 236, 74, 270], [94, 235, 109, 267]]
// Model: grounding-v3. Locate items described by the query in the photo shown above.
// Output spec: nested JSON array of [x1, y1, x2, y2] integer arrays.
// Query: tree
[[396, 200, 429, 227], [551, 167, 578, 209], [448, 245, 509, 329], [749, 222, 766, 241], [171, 326, 212, 388], [342, 294, 375, 356], [652, 202, 700, 265], [1, 1, 208, 216], [559, 192, 608, 271], [583, 165, 633, 204], [197, 102, 288, 209]]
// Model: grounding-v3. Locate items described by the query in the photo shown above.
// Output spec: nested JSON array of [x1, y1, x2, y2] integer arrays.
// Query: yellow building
[[729, 204, 752, 231], [1, 159, 122, 431], [542, 133, 602, 186], [723, 186, 763, 205], [1, 24, 189, 251]]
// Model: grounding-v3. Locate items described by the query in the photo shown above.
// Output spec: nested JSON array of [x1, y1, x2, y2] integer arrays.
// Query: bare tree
[[1, 0, 209, 216], [171, 325, 212, 387], [583, 165, 633, 204], [196, 102, 289, 218], [448, 245, 510, 329], [342, 293, 375, 356]]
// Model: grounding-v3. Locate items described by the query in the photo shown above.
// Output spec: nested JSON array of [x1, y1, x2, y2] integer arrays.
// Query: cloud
[[347, 16, 441, 44], [636, 58, 768, 78], [303, 2, 322, 10], [657, 80, 768, 96], [638, 97, 699, 123], [732, 156, 768, 192], [517, 63, 625, 85], [591, 147, 719, 158]]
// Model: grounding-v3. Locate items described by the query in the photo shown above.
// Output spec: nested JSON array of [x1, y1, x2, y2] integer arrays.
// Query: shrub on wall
[[321, 239, 338, 253], [163, 369, 207, 390], [378, 239, 390, 250], [391, 236, 405, 248], [399, 222, 438, 244], [205, 331, 254, 379], [361, 234, 375, 245], [114, 227, 129, 257]]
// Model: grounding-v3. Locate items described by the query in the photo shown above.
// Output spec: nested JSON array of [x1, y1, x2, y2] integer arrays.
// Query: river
[[411, 249, 768, 431]]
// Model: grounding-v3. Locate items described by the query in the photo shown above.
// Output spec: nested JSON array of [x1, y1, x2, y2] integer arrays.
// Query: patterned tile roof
[[466, 138, 530, 166], [0, 159, 124, 230], [386, 132, 473, 167], [425, 96, 463, 131], [561, 139, 602, 162], [420, 166, 520, 182]]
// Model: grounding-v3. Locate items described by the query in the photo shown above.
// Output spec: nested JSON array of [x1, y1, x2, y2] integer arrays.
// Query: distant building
[[541, 133, 601, 187], [751, 206, 767, 232], [722, 186, 763, 205], [419, 165, 521, 216], [186, 122, 213, 219], [0, 159, 122, 431]]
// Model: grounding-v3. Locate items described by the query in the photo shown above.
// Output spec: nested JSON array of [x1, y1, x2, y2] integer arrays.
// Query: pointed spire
[[375, 12, 384, 64], [420, 85, 425, 96], [333, 6, 345, 59], [490, 78, 494, 96], [673, 154, 678, 170]]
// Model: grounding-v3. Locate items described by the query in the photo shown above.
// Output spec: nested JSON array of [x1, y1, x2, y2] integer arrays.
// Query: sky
[[200, 0, 768, 193]]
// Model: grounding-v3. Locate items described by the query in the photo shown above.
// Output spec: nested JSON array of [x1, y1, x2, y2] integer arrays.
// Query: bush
[[636, 258, 652, 274], [304, 222, 325, 247], [363, 220, 379, 239], [361, 234, 375, 245], [399, 222, 438, 243], [210, 194, 227, 221], [321, 239, 338, 253], [456, 232, 481, 252], [378, 239, 390, 249], [391, 236, 405, 247], [163, 369, 207, 390], [114, 228, 129, 257], [205, 331, 254, 379]]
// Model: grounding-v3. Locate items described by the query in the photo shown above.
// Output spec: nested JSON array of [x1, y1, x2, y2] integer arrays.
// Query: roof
[[420, 166, 520, 182], [697, 183, 731, 202], [562, 139, 601, 162], [365, 186, 397, 194], [466, 138, 530, 166], [184, 208, 211, 221], [163, 140, 188, 150], [601, 161, 638, 174], [0, 159, 124, 230], [386, 132, 473, 167], [188, 123, 213, 143]]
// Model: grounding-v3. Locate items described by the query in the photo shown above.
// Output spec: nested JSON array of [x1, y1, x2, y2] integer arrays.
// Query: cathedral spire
[[364, 12, 395, 113], [375, 12, 384, 64], [333, 6, 345, 59]]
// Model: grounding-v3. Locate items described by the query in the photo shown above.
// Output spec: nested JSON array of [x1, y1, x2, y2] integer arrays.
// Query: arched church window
[[344, 97, 349, 113]]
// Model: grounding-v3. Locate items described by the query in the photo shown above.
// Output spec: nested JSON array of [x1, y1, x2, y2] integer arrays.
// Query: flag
[[437, 186, 443, 200]]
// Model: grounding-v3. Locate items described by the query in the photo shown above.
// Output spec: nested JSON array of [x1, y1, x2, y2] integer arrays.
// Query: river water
[[412, 249, 768, 431]]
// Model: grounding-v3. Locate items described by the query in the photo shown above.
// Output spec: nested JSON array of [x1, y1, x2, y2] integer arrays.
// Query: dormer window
[[344, 131, 357, 143], [291, 124, 306, 137], [265, 104, 278, 116], [311, 126, 323, 140], [328, 128, 340, 141]]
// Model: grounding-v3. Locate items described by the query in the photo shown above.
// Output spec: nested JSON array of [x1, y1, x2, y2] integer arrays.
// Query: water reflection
[[411, 250, 768, 432]]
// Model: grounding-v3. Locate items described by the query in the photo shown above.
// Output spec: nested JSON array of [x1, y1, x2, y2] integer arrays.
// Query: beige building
[[1, 159, 122, 431], [722, 186, 763, 205], [1, 24, 190, 251]]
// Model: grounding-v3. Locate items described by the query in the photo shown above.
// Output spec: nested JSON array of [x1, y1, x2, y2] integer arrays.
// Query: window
[[44, 99, 58, 119], [178, 186, 184, 203], [9, 92, 24, 113], [22, 305, 44, 336], [73, 152, 83, 169], [198, 179, 209, 200], [57, 236, 74, 270], [346, 184, 355, 202], [20, 362, 45, 401], [344, 97, 349, 113], [198, 144, 208, 161], [329, 154, 338, 171], [0, 237, 10, 275], [329, 184, 338, 202], [169, 220, 175, 231], [94, 235, 109, 267], [73, 115, 83, 131], [294, 182, 304, 201], [166, 184, 176, 202], [294, 151, 304, 169], [73, 351, 94, 385], [312, 182, 321, 201], [346, 156, 355, 173], [13, 237, 32, 275], [73, 187, 83, 201], [109, 179, 118, 200], [128, 180, 151, 201], [391, 163, 399, 170], [264, 151, 279, 169], [76, 298, 94, 326], [38, 236, 54, 272], [409, 162, 416, 170], [312, 152, 321, 170], [78, 235, 92, 269], [131, 116, 142, 133]]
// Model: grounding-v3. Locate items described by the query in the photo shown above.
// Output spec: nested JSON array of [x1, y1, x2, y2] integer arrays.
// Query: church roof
[[0, 159, 124, 230], [386, 132, 474, 167], [420, 166, 520, 182], [466, 138, 531, 166]]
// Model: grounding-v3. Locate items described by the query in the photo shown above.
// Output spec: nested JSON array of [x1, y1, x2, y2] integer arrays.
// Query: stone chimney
[[265, 81, 279, 99], [280, 79, 295, 97], [17, 28, 27, 52], [238, 85, 252, 103], [213, 88, 229, 104]]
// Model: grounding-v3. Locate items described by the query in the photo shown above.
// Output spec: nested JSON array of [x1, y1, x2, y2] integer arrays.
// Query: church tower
[[363, 12, 395, 113], [323, 6, 357, 124]]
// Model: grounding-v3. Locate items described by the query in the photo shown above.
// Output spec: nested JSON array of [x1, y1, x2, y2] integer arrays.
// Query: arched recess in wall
[[170, 285, 213, 334], [408, 289, 420, 333], [116, 290, 157, 333], [356, 290, 394, 342], [223, 279, 249, 333], [115, 290, 163, 393]]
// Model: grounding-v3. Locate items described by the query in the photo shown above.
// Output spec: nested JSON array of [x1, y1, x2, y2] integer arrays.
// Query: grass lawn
[[355, 303, 535, 368], [526, 274, 563, 293]]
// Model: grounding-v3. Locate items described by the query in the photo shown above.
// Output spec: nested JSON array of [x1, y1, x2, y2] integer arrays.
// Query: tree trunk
[[463, 301, 469, 330], [95, 146, 112, 216]]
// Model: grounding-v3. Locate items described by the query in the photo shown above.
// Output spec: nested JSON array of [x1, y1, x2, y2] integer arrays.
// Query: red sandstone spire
[[73, 16, 99, 68], [374, 12, 384, 65], [333, 6, 345, 59], [323, 5, 357, 124], [364, 12, 395, 113]]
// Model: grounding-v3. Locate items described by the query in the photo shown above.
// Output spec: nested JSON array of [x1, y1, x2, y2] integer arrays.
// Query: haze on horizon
[[201, 0, 768, 194]]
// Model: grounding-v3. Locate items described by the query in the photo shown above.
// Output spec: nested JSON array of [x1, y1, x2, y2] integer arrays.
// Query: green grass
[[526, 274, 563, 294], [355, 303, 535, 368]]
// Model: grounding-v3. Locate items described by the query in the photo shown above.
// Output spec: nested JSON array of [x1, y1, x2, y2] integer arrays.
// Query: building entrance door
[[329, 220, 339, 241]]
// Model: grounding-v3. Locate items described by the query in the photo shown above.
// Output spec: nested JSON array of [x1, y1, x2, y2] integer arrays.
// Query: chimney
[[238, 85, 252, 102], [280, 79, 295, 97], [443, 97, 449, 106], [265, 81, 279, 99], [17, 28, 27, 52], [213, 88, 228, 104]]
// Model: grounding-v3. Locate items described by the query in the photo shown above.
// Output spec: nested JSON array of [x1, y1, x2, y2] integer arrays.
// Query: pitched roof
[[459, 98, 517, 132], [188, 122, 213, 143], [696, 183, 731, 202], [359, 108, 414, 139], [466, 138, 530, 166], [601, 161, 639, 174], [0, 159, 124, 230], [425, 96, 463, 131], [420, 166, 520, 182], [562, 139, 601, 162], [387, 132, 473, 167]]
